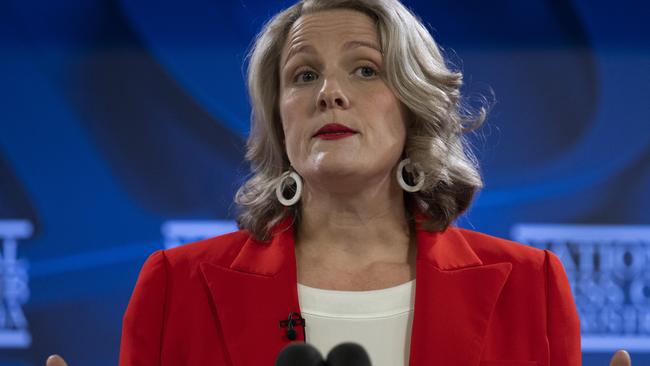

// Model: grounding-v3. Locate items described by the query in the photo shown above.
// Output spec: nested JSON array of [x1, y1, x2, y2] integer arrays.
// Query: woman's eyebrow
[[283, 40, 381, 68], [341, 40, 381, 53], [283, 44, 318, 68]]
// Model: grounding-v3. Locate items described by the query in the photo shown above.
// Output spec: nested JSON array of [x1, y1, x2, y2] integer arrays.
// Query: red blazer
[[119, 217, 581, 366]]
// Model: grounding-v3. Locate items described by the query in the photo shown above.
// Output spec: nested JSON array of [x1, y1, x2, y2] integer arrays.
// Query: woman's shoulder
[[450, 227, 548, 271]]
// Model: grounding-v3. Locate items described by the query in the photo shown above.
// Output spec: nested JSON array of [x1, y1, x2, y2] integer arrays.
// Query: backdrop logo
[[0, 220, 32, 349], [512, 224, 650, 352]]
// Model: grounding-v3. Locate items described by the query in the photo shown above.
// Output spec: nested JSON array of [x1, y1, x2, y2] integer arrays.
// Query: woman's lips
[[313, 123, 358, 140], [314, 132, 357, 140]]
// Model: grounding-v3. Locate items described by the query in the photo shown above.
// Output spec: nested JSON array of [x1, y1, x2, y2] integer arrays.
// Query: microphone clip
[[279, 312, 306, 341]]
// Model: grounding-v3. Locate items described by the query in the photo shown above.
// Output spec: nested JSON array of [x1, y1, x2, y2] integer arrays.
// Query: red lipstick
[[313, 123, 358, 140]]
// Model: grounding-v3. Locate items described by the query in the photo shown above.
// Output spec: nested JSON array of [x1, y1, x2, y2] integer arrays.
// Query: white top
[[297, 280, 416, 366]]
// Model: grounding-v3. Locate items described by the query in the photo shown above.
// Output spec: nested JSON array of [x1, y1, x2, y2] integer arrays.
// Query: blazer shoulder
[[453, 227, 546, 271], [162, 229, 252, 269]]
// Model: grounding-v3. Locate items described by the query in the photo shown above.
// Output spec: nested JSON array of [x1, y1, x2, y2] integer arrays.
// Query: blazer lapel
[[409, 227, 512, 366], [199, 217, 302, 366]]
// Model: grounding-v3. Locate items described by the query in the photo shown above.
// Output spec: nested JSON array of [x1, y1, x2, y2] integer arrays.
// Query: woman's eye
[[355, 65, 378, 78], [294, 70, 318, 83]]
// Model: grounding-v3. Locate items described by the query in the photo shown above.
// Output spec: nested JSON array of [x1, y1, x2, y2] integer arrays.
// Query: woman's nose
[[317, 78, 350, 110]]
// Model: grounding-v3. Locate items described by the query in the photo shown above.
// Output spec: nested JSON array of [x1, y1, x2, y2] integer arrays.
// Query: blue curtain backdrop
[[0, 0, 649, 365]]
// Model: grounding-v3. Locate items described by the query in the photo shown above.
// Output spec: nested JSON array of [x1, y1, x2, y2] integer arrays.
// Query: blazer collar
[[228, 215, 296, 276], [200, 215, 512, 366]]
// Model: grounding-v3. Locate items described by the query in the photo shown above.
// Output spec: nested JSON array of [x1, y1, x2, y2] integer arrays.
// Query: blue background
[[0, 0, 649, 365]]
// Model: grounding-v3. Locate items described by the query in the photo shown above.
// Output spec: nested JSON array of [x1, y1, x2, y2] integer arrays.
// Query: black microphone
[[275, 343, 326, 366], [326, 343, 372, 366]]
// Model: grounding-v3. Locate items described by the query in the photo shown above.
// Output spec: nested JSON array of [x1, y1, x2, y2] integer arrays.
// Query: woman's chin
[[301, 159, 393, 192], [310, 162, 358, 178], [298, 159, 358, 182], [305, 152, 360, 173]]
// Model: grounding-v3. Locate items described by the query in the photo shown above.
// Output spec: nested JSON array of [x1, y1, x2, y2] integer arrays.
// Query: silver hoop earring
[[396, 158, 425, 193], [276, 170, 303, 206]]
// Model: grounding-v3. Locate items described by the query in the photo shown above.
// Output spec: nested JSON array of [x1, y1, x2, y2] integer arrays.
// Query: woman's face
[[278, 9, 408, 189]]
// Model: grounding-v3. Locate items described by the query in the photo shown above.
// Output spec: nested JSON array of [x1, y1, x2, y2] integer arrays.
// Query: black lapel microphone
[[279, 312, 307, 341], [275, 343, 325, 366], [326, 343, 372, 366]]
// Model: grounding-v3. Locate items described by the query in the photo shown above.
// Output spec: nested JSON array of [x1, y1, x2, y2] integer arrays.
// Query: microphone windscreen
[[275, 343, 325, 366], [326, 342, 372, 366]]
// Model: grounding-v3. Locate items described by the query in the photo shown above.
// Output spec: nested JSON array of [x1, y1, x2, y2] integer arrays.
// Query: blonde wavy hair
[[236, 0, 486, 240]]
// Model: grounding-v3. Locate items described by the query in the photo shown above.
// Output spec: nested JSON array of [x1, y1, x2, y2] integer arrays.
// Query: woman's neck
[[296, 177, 412, 265]]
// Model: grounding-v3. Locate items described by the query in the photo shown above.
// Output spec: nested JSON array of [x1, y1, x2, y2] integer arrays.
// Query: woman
[[47, 0, 631, 365]]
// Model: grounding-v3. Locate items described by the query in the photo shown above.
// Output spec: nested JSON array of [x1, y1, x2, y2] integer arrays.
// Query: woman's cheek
[[283, 86, 309, 105]]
